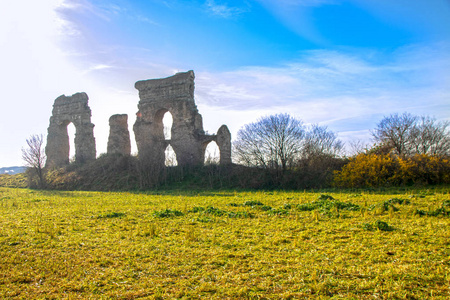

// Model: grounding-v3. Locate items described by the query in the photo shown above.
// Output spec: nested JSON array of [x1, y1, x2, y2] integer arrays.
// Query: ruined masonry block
[[133, 70, 231, 167], [45, 92, 96, 168], [217, 125, 232, 165], [45, 70, 230, 169], [107, 114, 131, 156]]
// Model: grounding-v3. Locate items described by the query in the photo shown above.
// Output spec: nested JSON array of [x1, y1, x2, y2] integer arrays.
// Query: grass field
[[1, 187, 449, 299]]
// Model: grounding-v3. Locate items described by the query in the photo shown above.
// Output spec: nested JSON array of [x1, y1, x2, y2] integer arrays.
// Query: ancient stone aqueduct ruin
[[45, 70, 231, 168]]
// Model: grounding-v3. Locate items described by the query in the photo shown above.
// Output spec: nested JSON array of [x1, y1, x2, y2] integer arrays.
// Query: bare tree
[[21, 134, 46, 188], [410, 116, 450, 155], [347, 139, 371, 156], [233, 114, 305, 171], [372, 113, 450, 157], [302, 124, 344, 158], [371, 113, 418, 156]]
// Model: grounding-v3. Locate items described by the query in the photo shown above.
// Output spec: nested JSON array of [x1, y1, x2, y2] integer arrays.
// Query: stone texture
[[133, 70, 231, 167], [45, 92, 96, 168], [107, 114, 131, 156], [216, 125, 232, 165]]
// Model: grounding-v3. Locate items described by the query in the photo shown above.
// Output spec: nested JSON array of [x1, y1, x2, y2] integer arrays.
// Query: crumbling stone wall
[[44, 71, 230, 170], [107, 114, 131, 156], [133, 70, 231, 167], [45, 92, 96, 168]]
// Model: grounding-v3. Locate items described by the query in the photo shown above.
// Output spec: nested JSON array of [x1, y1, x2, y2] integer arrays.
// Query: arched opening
[[67, 122, 76, 162], [162, 111, 173, 140], [154, 109, 172, 141], [204, 141, 220, 165], [165, 144, 178, 167]]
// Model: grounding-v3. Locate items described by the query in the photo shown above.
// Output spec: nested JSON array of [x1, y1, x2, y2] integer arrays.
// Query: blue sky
[[1, 0, 449, 167]]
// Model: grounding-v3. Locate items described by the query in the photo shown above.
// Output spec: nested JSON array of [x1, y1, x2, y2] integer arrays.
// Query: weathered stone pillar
[[216, 125, 232, 165], [107, 114, 131, 156], [45, 92, 96, 168], [46, 119, 70, 167], [74, 122, 96, 164]]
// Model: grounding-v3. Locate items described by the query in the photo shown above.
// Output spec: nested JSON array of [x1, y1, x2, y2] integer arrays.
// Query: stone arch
[[45, 92, 96, 168], [67, 122, 76, 160], [151, 108, 176, 141], [165, 144, 178, 166], [162, 110, 173, 140], [133, 71, 231, 167], [203, 140, 220, 165], [154, 108, 168, 140]]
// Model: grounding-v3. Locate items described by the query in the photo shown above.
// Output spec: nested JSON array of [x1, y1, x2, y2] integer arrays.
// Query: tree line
[[232, 112, 449, 188]]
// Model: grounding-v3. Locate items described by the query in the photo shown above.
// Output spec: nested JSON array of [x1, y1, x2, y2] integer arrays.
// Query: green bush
[[296, 198, 360, 213], [98, 212, 126, 219], [363, 220, 394, 231], [153, 209, 184, 218]]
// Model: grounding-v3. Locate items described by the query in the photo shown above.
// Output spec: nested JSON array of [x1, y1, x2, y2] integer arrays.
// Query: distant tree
[[347, 139, 371, 156], [293, 124, 345, 188], [372, 113, 450, 157], [410, 116, 450, 156], [21, 134, 46, 188], [371, 112, 417, 157], [302, 124, 344, 158], [233, 114, 305, 171]]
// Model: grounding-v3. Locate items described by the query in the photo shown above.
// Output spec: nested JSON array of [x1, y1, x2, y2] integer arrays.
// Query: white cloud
[[81, 64, 114, 75]]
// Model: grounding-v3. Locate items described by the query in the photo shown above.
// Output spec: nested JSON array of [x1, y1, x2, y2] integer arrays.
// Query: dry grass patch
[[0, 187, 449, 299]]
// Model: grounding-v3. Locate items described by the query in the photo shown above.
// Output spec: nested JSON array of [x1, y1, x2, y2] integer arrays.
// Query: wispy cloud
[[58, 0, 159, 28], [198, 43, 450, 107], [195, 43, 450, 144], [58, 0, 113, 21], [205, 0, 249, 18], [270, 0, 337, 7], [349, 0, 450, 38], [256, 0, 332, 45], [81, 64, 114, 75]]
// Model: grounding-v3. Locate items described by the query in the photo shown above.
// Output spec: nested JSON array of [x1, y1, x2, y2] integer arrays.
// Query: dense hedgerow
[[0, 173, 27, 188], [334, 153, 450, 188], [4, 151, 450, 191], [13, 153, 345, 191]]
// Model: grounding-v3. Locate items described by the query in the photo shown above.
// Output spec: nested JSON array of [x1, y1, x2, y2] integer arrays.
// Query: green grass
[[1, 187, 450, 299]]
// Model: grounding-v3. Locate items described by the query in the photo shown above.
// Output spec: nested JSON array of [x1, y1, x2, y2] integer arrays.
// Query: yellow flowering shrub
[[333, 154, 398, 188], [397, 154, 450, 185], [334, 153, 450, 188]]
